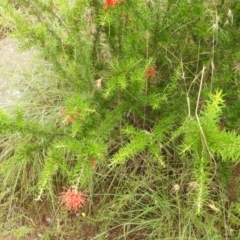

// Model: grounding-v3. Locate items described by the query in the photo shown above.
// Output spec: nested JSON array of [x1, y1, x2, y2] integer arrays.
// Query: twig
[[195, 66, 217, 182]]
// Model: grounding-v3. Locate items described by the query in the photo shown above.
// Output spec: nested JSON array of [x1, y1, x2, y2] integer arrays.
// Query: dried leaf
[[95, 78, 103, 89], [172, 184, 180, 193], [208, 202, 220, 213]]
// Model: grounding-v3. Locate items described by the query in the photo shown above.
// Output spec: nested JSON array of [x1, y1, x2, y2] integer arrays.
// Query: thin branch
[[195, 66, 217, 182]]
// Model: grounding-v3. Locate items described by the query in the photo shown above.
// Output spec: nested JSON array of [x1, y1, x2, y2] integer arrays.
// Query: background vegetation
[[1, 0, 240, 239]]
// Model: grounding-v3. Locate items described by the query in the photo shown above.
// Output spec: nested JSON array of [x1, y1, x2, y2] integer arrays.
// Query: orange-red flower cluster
[[104, 0, 125, 8], [60, 188, 87, 213], [60, 108, 84, 125], [145, 66, 158, 78]]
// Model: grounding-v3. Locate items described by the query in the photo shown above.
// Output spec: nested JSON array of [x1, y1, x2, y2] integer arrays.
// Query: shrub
[[1, 0, 240, 238]]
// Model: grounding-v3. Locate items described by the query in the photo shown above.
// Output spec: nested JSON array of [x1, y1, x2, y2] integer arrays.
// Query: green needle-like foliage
[[1, 0, 240, 238]]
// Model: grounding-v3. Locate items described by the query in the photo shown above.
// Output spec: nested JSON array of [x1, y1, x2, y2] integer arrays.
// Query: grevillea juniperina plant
[[1, 0, 240, 238]]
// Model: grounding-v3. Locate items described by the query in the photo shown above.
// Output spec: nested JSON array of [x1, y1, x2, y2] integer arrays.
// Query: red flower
[[60, 108, 84, 125], [104, 0, 124, 8], [145, 66, 158, 78], [60, 188, 87, 213]]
